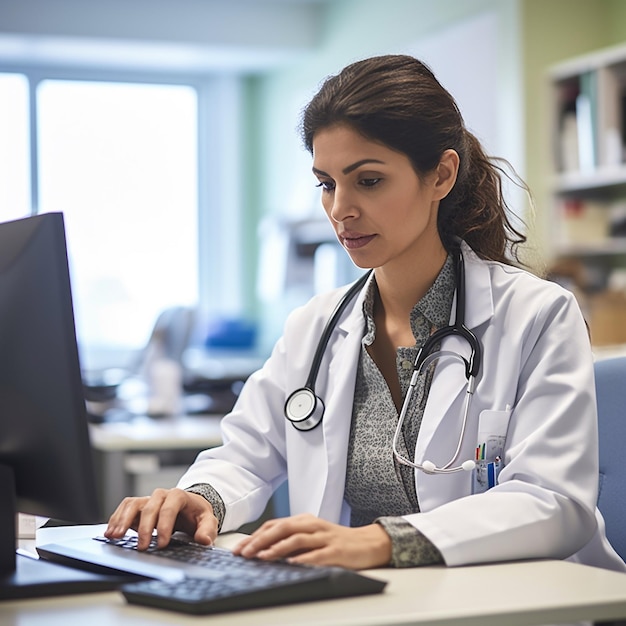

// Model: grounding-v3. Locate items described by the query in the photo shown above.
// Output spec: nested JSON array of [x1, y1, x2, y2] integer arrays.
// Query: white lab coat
[[179, 242, 626, 572]]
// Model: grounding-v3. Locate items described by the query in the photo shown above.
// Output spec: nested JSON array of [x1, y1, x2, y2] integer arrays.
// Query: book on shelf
[[557, 80, 580, 172], [575, 71, 598, 172], [557, 197, 608, 244]]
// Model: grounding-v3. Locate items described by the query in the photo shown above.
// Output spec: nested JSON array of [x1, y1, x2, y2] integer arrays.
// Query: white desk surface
[[4, 525, 626, 626], [88, 414, 224, 451]]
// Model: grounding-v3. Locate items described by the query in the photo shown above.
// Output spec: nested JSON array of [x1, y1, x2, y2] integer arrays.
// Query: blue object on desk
[[205, 318, 257, 350]]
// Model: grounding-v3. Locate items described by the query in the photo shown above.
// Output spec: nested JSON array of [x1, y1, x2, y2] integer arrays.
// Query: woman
[[105, 55, 625, 572]]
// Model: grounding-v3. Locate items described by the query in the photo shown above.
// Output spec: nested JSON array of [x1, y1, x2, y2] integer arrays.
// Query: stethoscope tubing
[[284, 270, 371, 431], [284, 246, 482, 473], [391, 350, 477, 474], [303, 270, 371, 390]]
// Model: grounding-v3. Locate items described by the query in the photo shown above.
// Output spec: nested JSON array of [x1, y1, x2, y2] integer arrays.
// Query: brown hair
[[301, 54, 527, 265]]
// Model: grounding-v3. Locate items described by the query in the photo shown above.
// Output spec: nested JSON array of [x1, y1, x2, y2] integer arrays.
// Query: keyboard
[[103, 535, 387, 615]]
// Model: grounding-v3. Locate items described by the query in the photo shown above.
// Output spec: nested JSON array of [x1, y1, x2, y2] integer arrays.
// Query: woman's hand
[[104, 488, 219, 550], [232, 514, 392, 570]]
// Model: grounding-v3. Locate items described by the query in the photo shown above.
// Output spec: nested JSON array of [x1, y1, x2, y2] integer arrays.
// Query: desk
[[5, 525, 626, 626], [89, 414, 223, 517]]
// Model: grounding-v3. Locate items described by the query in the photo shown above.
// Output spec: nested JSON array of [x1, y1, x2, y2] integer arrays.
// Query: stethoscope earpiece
[[421, 460, 437, 473], [462, 460, 477, 472], [419, 458, 476, 474], [285, 247, 483, 475]]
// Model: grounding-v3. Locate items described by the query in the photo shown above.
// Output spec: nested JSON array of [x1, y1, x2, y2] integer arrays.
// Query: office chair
[[594, 356, 626, 563], [141, 306, 197, 365]]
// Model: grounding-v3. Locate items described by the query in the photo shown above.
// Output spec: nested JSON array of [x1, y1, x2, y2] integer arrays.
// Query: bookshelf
[[549, 43, 626, 346]]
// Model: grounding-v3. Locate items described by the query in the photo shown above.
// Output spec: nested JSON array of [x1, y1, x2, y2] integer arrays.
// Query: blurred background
[[2, 0, 626, 387]]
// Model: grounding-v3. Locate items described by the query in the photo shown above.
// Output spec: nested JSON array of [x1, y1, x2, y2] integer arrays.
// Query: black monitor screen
[[0, 212, 101, 591]]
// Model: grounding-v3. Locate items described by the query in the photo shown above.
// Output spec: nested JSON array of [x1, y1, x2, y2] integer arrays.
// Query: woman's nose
[[327, 186, 359, 223]]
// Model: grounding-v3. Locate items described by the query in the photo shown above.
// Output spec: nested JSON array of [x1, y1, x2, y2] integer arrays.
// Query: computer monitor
[[0, 212, 104, 597]]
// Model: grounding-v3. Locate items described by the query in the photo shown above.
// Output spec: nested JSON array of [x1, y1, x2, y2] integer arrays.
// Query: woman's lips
[[340, 233, 376, 250]]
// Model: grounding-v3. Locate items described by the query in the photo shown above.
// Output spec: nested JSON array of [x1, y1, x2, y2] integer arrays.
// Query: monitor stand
[[0, 465, 132, 600]]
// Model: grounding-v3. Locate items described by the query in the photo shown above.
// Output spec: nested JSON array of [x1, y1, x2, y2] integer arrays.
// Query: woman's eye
[[315, 180, 335, 192], [360, 177, 381, 188]]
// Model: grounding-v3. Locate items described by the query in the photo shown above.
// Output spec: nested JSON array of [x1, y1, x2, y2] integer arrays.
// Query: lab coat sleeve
[[405, 282, 601, 567], [176, 287, 347, 532], [176, 335, 291, 531]]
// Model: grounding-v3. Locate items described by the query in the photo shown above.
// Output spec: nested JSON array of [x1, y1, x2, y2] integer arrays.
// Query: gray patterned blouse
[[188, 255, 455, 568], [346, 254, 455, 566]]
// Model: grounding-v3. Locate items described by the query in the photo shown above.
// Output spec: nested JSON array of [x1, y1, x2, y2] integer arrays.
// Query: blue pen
[[488, 462, 496, 488]]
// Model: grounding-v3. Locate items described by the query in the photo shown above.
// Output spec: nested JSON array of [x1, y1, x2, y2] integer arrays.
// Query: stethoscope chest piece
[[284, 271, 370, 433], [284, 247, 483, 474], [284, 387, 325, 431]]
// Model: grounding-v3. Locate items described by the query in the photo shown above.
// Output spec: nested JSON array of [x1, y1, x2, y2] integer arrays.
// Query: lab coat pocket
[[472, 408, 512, 494]]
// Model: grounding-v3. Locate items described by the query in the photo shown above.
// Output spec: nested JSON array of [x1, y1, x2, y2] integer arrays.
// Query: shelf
[[549, 44, 626, 348], [549, 41, 626, 81], [555, 238, 626, 257], [554, 165, 626, 193]]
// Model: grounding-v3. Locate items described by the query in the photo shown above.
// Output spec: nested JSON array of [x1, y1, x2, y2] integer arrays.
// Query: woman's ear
[[432, 149, 460, 201]]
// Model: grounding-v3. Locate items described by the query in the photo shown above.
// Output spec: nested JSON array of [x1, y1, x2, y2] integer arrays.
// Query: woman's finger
[[104, 495, 150, 538], [234, 514, 320, 558], [135, 488, 171, 549]]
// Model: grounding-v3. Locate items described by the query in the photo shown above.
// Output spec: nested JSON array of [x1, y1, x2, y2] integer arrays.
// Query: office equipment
[[37, 533, 386, 615], [0, 212, 120, 599], [136, 305, 195, 416], [8, 525, 626, 626], [595, 355, 626, 562]]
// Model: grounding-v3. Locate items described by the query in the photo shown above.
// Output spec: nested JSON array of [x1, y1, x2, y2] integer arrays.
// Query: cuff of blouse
[[184, 483, 226, 533], [376, 516, 445, 568]]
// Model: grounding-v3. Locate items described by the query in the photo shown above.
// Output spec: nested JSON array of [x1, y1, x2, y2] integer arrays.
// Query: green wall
[[252, 0, 520, 220], [521, 0, 626, 268], [243, 0, 626, 333], [242, 0, 521, 326]]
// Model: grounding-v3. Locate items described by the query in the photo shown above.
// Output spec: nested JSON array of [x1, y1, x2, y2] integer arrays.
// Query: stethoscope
[[284, 246, 483, 474]]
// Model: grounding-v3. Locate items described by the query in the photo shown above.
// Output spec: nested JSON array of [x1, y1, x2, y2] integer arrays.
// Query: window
[[0, 66, 246, 373], [0, 73, 31, 220], [0, 68, 250, 373], [37, 80, 199, 370]]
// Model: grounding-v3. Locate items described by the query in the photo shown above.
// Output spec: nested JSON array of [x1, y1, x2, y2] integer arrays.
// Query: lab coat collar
[[458, 240, 494, 330], [310, 244, 495, 520], [335, 242, 494, 335]]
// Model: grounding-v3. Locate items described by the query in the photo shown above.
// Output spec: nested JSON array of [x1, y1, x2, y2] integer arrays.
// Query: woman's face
[[311, 124, 454, 272]]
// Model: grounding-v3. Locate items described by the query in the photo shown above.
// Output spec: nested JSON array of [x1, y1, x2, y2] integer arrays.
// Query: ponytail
[[301, 54, 528, 267], [439, 130, 528, 264]]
